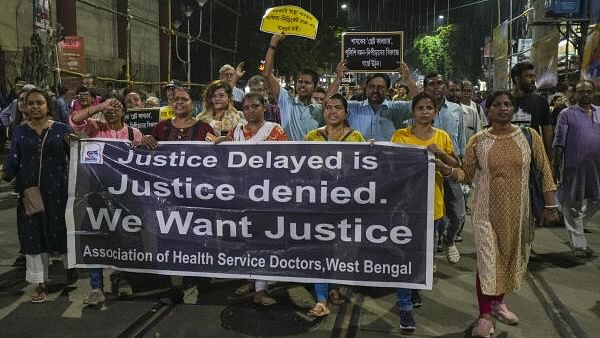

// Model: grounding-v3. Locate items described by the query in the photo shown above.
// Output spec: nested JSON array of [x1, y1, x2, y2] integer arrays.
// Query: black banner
[[342, 32, 403, 73], [67, 140, 434, 289], [123, 108, 161, 135]]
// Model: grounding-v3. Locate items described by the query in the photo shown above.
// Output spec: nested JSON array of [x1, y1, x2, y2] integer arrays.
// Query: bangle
[[443, 167, 454, 177], [544, 204, 559, 209], [269, 45, 277, 50]]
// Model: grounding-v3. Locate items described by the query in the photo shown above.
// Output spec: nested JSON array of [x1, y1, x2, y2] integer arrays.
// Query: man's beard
[[447, 94, 460, 104], [522, 82, 535, 93], [578, 96, 592, 105], [368, 93, 384, 105]]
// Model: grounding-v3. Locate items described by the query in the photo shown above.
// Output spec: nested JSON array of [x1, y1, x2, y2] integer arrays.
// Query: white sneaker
[[83, 289, 105, 305], [446, 245, 460, 264]]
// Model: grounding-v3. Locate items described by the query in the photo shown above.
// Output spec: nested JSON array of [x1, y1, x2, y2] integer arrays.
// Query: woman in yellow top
[[390, 91, 459, 333], [305, 93, 365, 142], [198, 80, 246, 139], [304, 93, 364, 317]]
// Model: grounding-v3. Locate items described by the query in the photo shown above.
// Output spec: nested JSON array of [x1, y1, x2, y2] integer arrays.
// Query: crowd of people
[[0, 32, 599, 337]]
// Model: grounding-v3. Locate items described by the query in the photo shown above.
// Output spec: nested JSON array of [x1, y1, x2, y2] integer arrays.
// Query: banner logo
[[81, 142, 104, 164]]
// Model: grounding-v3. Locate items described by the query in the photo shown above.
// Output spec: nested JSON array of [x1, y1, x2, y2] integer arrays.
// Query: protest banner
[[531, 25, 559, 89], [58, 36, 86, 74], [260, 5, 318, 40], [67, 141, 435, 289], [582, 25, 600, 88], [341, 32, 403, 73], [492, 22, 509, 89], [123, 108, 162, 135]]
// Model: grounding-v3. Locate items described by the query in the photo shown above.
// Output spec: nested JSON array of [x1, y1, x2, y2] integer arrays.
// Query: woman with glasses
[[198, 80, 246, 140]]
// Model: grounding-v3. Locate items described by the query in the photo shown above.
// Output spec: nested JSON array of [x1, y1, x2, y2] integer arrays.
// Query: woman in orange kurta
[[216, 93, 287, 306], [437, 91, 558, 337]]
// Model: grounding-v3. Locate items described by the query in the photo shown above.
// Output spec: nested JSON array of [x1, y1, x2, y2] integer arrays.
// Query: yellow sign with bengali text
[[159, 106, 175, 120], [260, 5, 318, 40]]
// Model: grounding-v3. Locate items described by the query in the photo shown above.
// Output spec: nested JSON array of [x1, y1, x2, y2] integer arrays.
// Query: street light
[[438, 14, 444, 20], [341, 3, 348, 10], [172, 2, 207, 84]]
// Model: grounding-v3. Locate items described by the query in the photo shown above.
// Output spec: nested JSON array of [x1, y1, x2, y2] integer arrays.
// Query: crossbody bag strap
[[38, 122, 52, 187], [127, 126, 134, 142]]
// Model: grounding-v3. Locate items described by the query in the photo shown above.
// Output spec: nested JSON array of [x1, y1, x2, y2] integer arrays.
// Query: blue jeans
[[396, 288, 413, 311], [89, 268, 103, 289], [442, 178, 465, 246], [397, 218, 444, 310], [314, 283, 328, 302]]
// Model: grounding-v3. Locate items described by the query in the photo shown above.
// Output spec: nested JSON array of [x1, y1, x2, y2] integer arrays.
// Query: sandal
[[308, 301, 330, 317], [235, 283, 255, 296], [329, 289, 346, 305], [253, 291, 277, 306], [31, 283, 48, 303]]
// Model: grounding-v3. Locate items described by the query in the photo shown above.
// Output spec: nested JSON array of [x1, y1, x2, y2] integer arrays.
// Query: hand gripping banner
[[67, 140, 435, 289]]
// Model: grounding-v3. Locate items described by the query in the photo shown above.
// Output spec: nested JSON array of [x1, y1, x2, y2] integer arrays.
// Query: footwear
[[454, 234, 463, 242], [446, 245, 460, 264], [12, 255, 25, 267], [471, 317, 494, 337], [573, 247, 594, 258], [398, 310, 416, 333], [31, 283, 48, 303], [234, 283, 254, 296], [411, 290, 422, 308], [308, 301, 330, 317], [117, 278, 133, 296], [253, 291, 277, 306], [83, 289, 105, 305], [492, 302, 519, 325]]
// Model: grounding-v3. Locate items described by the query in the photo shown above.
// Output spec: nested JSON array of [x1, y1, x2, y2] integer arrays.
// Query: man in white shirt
[[461, 80, 487, 129]]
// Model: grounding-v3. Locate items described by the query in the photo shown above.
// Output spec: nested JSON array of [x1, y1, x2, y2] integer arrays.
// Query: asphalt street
[[0, 165, 598, 337]]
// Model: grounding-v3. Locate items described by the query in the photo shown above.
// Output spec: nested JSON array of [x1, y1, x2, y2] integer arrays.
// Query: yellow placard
[[260, 5, 318, 40], [159, 106, 175, 120]]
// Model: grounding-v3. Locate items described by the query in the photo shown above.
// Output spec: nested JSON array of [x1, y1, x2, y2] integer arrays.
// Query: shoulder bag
[[22, 124, 51, 216]]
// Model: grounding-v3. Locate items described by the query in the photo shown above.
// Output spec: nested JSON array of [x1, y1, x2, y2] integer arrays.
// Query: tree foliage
[[413, 24, 456, 78]]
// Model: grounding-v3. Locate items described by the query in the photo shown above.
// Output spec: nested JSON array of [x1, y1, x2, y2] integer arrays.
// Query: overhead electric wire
[[75, 0, 236, 54]]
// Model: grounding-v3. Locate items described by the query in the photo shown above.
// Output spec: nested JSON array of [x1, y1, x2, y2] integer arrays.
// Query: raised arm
[[326, 60, 347, 97], [232, 62, 246, 88], [399, 63, 419, 98], [261, 34, 286, 100], [71, 99, 118, 124]]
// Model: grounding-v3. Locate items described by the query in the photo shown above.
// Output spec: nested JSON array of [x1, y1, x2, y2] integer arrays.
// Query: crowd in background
[[0, 33, 599, 337]]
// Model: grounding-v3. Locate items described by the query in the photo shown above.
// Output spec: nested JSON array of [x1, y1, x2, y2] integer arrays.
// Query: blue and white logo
[[81, 142, 104, 164]]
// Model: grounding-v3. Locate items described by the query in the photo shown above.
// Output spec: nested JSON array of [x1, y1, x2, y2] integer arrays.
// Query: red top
[[151, 119, 214, 141]]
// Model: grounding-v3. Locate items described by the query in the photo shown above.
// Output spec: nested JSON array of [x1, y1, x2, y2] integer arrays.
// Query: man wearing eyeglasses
[[326, 60, 419, 141], [73, 86, 103, 121]]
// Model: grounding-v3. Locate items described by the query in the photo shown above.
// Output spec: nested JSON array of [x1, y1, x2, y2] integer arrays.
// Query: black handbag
[[521, 127, 545, 221]]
